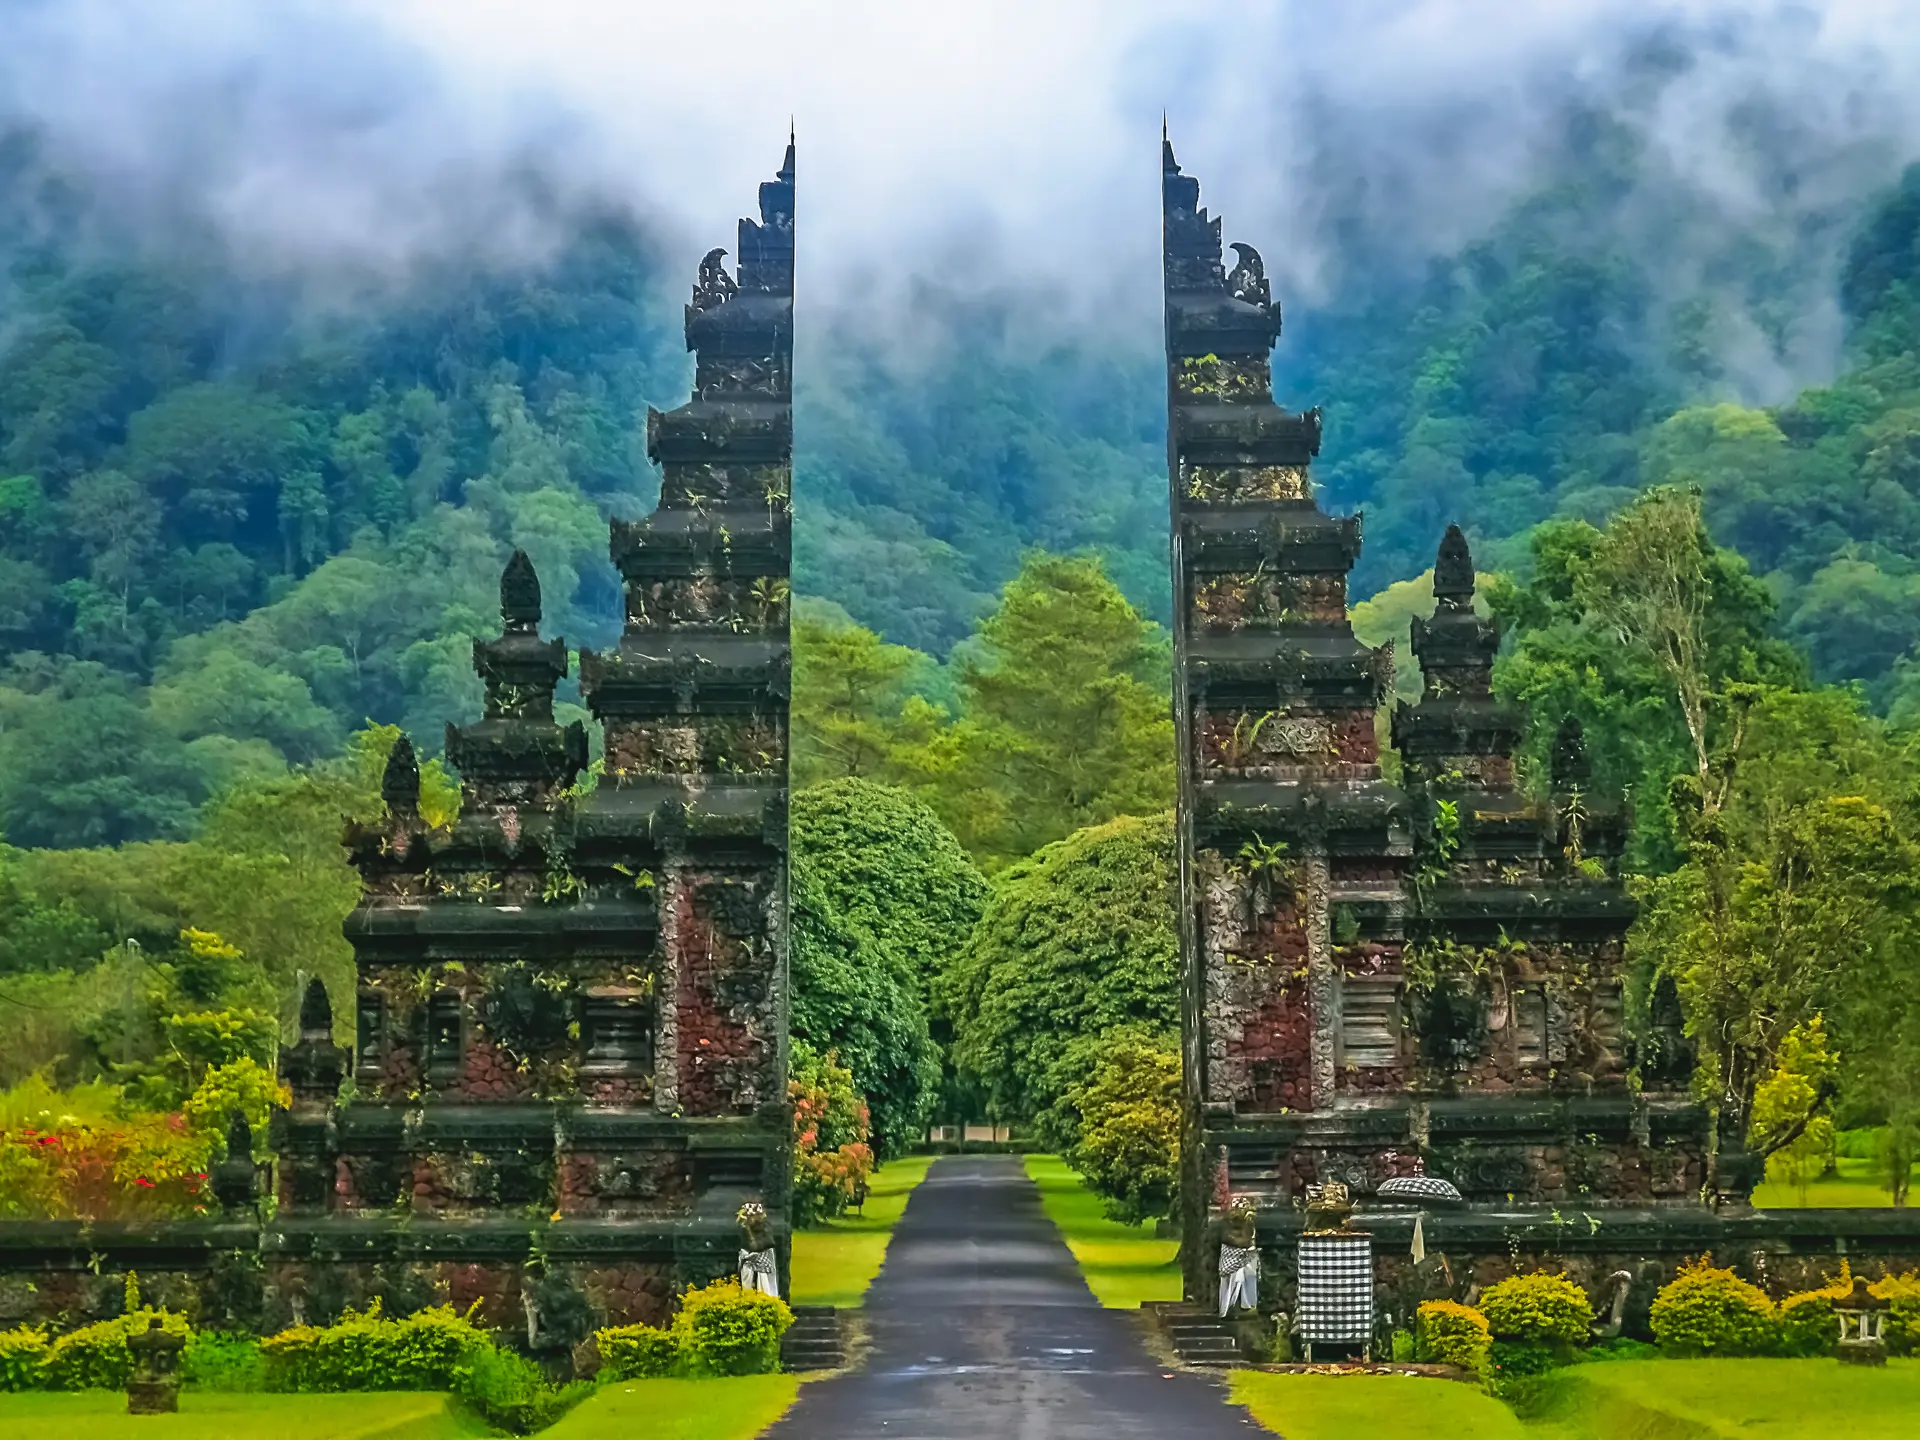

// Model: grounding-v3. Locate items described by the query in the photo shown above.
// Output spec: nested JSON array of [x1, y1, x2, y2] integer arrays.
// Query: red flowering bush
[[790, 1042, 874, 1227], [0, 1078, 210, 1220]]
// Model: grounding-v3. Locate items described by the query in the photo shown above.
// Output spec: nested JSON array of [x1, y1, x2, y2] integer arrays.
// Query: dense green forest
[[10, 108, 1920, 848]]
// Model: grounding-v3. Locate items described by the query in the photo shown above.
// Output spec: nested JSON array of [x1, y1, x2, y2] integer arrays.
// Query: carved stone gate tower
[[1163, 138, 1716, 1315], [270, 141, 796, 1344]]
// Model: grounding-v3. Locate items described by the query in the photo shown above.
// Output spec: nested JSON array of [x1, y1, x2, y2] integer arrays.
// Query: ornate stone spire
[[1394, 524, 1517, 794], [501, 548, 541, 633], [381, 735, 420, 817], [444, 549, 585, 798], [1433, 524, 1475, 612], [298, 976, 333, 1040]]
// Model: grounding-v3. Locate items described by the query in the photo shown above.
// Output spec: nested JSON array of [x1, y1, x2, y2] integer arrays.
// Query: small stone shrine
[[125, 1316, 184, 1414]]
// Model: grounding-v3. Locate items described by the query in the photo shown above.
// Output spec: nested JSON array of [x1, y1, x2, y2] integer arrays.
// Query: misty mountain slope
[[7, 117, 1920, 844]]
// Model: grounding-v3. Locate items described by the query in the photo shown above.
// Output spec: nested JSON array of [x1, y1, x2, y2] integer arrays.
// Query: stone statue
[[1305, 1180, 1354, 1232], [1217, 1195, 1259, 1317], [1226, 242, 1271, 308], [737, 1200, 778, 1297], [692, 247, 739, 314]]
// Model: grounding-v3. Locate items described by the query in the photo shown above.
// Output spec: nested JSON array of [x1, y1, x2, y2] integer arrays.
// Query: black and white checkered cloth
[[1217, 1244, 1260, 1316], [1295, 1236, 1374, 1342], [737, 1247, 778, 1297]]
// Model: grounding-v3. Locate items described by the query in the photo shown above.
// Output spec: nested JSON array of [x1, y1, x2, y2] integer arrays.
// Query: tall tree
[[790, 604, 928, 786], [945, 812, 1178, 1146], [940, 553, 1174, 866]]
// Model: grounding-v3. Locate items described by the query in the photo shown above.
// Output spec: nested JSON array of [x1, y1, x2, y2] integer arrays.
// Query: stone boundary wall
[[1256, 1206, 1920, 1339], [0, 1214, 750, 1348]]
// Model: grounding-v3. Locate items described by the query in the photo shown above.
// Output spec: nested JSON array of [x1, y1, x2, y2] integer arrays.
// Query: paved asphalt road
[[764, 1155, 1263, 1439]]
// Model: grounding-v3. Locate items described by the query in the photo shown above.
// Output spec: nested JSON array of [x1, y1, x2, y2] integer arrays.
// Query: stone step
[[1174, 1337, 1243, 1366], [781, 1306, 845, 1372]]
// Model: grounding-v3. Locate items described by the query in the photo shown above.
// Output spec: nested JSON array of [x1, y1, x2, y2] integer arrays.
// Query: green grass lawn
[[544, 1376, 801, 1440], [1755, 1155, 1918, 1208], [1232, 1371, 1529, 1440], [1535, 1358, 1920, 1439], [789, 1153, 936, 1308], [0, 1392, 486, 1439], [1232, 1359, 1920, 1440], [1023, 1153, 1182, 1308]]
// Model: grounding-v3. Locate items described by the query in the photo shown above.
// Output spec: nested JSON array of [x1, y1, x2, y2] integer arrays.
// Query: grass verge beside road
[[789, 1153, 936, 1308], [1232, 1359, 1920, 1440], [0, 1392, 487, 1439], [545, 1376, 802, 1439], [1024, 1153, 1181, 1308]]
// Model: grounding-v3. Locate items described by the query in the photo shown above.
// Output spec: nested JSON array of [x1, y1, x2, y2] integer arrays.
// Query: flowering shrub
[[790, 1042, 874, 1227], [1415, 1300, 1491, 1377], [0, 1110, 208, 1220], [1480, 1272, 1594, 1347], [1650, 1259, 1776, 1356]]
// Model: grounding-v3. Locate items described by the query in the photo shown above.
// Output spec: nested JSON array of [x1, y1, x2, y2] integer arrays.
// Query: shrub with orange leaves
[[789, 1041, 874, 1226]]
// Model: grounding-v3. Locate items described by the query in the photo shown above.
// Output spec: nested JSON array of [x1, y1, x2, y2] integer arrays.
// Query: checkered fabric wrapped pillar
[[1295, 1235, 1374, 1344]]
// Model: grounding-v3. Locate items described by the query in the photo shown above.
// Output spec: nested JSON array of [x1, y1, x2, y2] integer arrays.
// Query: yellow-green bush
[[44, 1309, 191, 1390], [1778, 1269, 1856, 1356], [594, 1278, 794, 1380], [1650, 1259, 1776, 1356], [1874, 1273, 1920, 1355], [1480, 1272, 1593, 1347], [1415, 1300, 1491, 1377], [675, 1279, 793, 1376], [1781, 1269, 1920, 1357], [596, 1322, 681, 1379], [261, 1303, 485, 1392], [0, 1326, 47, 1391]]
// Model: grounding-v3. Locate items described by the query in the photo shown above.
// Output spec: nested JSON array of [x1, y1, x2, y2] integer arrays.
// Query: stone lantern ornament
[[737, 1201, 778, 1297], [1835, 1275, 1890, 1365], [126, 1315, 185, 1414]]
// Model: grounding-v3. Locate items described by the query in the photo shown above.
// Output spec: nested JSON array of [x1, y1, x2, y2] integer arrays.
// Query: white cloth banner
[[1218, 1244, 1259, 1317], [738, 1247, 779, 1297]]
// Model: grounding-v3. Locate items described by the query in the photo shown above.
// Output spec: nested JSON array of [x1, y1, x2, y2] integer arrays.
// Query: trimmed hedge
[[262, 1304, 484, 1392], [1415, 1300, 1491, 1378], [44, 1309, 191, 1391], [0, 1327, 47, 1391], [596, 1277, 794, 1380], [1650, 1259, 1776, 1356], [1479, 1272, 1593, 1348], [1778, 1271, 1857, 1356], [678, 1279, 793, 1375], [597, 1322, 683, 1380], [1780, 1269, 1920, 1357]]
